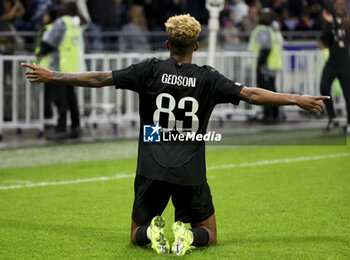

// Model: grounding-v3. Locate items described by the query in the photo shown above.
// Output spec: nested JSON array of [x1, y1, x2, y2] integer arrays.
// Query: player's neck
[[170, 53, 193, 65]]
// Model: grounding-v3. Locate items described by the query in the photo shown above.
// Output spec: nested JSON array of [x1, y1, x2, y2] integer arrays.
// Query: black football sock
[[190, 227, 209, 247], [135, 225, 150, 246]]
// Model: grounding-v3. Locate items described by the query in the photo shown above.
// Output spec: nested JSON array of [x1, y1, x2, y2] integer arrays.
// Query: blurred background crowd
[[1, 0, 350, 53]]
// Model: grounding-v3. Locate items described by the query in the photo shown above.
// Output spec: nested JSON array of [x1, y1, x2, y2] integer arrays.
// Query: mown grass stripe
[[1, 153, 349, 190]]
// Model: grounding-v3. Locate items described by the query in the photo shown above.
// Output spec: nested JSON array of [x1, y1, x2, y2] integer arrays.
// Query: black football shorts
[[132, 174, 215, 224]]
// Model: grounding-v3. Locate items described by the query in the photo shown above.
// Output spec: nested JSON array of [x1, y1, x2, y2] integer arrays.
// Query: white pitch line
[[0, 153, 349, 191], [207, 153, 350, 171], [0, 174, 135, 190]]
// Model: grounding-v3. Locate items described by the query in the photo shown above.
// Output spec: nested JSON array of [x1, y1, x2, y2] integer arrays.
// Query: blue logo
[[143, 124, 161, 142]]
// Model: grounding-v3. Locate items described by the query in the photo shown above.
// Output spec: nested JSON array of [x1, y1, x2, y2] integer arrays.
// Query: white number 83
[[153, 93, 199, 133]]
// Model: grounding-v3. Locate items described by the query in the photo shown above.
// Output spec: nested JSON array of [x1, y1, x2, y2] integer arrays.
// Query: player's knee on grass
[[134, 225, 150, 246], [190, 227, 214, 246], [207, 228, 217, 246], [203, 226, 217, 246], [131, 220, 151, 245], [191, 214, 217, 246]]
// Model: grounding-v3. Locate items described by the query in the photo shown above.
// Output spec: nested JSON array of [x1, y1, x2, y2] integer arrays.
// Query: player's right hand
[[21, 63, 53, 83]]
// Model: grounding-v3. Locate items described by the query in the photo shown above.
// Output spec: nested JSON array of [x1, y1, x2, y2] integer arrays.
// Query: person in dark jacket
[[320, 0, 350, 133]]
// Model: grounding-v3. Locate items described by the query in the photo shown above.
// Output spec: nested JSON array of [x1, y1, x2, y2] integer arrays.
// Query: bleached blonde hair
[[165, 14, 201, 55]]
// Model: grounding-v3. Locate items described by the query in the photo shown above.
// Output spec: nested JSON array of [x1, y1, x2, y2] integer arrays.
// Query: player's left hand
[[21, 63, 53, 83], [296, 95, 330, 114]]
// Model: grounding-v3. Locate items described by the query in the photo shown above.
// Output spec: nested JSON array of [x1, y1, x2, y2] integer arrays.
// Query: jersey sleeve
[[112, 59, 154, 92], [207, 67, 243, 105]]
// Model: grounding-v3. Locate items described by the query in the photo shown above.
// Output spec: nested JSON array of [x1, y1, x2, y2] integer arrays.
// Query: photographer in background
[[320, 0, 350, 133]]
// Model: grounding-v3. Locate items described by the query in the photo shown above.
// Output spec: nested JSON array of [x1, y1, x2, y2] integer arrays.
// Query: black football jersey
[[112, 57, 243, 185]]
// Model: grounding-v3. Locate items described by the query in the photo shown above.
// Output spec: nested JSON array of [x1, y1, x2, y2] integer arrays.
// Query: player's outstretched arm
[[239, 86, 330, 113], [21, 63, 113, 88]]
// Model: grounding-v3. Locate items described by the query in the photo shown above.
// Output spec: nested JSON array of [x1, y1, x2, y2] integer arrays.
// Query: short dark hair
[[59, 1, 78, 17], [46, 4, 58, 22], [259, 8, 274, 25], [167, 37, 197, 56]]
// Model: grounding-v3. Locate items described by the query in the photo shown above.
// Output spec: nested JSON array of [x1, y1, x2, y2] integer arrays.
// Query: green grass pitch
[[0, 139, 349, 259]]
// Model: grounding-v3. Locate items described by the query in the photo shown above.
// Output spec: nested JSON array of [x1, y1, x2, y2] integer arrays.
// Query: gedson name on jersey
[[161, 73, 196, 88]]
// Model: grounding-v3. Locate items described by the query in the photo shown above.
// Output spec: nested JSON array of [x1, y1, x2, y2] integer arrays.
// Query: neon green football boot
[[171, 221, 195, 256], [149, 216, 170, 254]]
